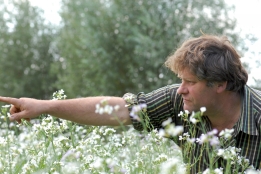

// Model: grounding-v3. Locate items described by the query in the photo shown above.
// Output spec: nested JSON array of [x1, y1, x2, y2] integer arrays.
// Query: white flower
[[158, 129, 166, 137], [203, 168, 211, 174], [189, 116, 198, 124], [103, 128, 116, 136], [114, 105, 120, 111], [95, 104, 102, 114], [208, 129, 218, 136], [178, 136, 183, 140], [130, 104, 147, 121], [61, 162, 80, 173], [245, 169, 261, 174], [196, 134, 208, 144], [95, 103, 116, 115], [174, 126, 184, 136], [104, 105, 113, 114], [159, 158, 186, 174], [153, 154, 168, 164], [217, 146, 243, 161], [114, 142, 122, 147], [219, 128, 234, 139], [159, 125, 184, 137], [183, 132, 190, 137], [2, 104, 11, 108], [162, 118, 172, 127], [187, 138, 196, 143], [202, 168, 223, 174], [178, 132, 191, 141], [189, 112, 199, 124], [30, 159, 38, 167], [166, 125, 184, 136], [209, 136, 220, 146], [200, 107, 206, 113], [178, 111, 184, 117], [91, 158, 103, 169]]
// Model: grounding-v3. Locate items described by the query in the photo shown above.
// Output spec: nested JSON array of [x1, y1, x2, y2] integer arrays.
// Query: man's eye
[[181, 79, 195, 84]]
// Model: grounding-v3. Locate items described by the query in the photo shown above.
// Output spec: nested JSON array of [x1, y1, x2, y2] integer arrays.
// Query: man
[[0, 35, 260, 172]]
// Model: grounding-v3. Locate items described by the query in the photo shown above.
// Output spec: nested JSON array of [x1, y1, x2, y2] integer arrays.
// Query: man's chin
[[183, 105, 200, 113], [183, 105, 197, 113], [183, 106, 192, 112]]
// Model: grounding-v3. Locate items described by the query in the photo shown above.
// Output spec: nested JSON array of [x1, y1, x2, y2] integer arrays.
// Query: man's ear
[[216, 81, 227, 93]]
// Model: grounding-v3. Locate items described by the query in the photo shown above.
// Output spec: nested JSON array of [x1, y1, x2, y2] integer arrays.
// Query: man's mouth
[[183, 98, 190, 102]]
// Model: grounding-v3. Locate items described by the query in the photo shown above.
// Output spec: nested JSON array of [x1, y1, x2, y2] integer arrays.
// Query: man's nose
[[177, 83, 188, 95]]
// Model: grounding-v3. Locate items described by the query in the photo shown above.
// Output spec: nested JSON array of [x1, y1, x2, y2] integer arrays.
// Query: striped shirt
[[123, 84, 261, 172]]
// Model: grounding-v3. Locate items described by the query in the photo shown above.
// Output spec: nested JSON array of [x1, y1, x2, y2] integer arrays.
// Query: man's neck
[[206, 91, 242, 133]]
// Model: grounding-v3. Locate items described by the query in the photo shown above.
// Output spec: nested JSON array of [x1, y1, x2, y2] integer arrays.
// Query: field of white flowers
[[0, 113, 184, 174], [0, 90, 260, 174]]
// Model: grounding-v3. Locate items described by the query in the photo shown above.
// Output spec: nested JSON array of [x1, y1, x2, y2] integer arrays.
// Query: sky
[[29, 0, 261, 87], [226, 0, 261, 86]]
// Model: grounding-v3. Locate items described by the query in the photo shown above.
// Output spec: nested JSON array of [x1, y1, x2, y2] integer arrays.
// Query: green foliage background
[[0, 0, 58, 99], [0, 0, 250, 99]]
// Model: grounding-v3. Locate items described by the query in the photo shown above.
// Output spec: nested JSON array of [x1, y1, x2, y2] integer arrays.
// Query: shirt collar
[[237, 85, 259, 136]]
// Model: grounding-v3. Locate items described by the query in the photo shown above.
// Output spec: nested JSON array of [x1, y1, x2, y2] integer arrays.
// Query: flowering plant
[[158, 107, 258, 173], [0, 91, 260, 174]]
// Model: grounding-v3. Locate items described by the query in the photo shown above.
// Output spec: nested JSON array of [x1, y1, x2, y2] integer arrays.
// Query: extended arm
[[0, 96, 131, 126]]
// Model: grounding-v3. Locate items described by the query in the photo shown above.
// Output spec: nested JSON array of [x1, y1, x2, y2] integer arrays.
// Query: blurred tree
[[253, 79, 261, 90], [0, 0, 58, 99], [57, 0, 244, 97]]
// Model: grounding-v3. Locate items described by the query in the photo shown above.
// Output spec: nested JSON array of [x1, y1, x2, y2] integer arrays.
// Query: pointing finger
[[0, 96, 20, 106]]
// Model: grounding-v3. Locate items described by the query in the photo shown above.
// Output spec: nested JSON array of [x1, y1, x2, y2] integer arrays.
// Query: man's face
[[177, 68, 217, 113]]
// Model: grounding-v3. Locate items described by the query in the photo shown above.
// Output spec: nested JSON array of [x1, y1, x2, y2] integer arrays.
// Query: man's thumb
[[9, 111, 26, 121]]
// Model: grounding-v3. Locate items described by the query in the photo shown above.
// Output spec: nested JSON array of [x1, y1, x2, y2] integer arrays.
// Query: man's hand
[[0, 96, 131, 126], [0, 97, 45, 123]]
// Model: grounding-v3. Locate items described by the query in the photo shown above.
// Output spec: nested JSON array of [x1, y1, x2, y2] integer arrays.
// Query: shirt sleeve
[[123, 84, 183, 131]]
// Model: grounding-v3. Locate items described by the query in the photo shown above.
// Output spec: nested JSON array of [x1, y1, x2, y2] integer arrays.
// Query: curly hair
[[165, 35, 248, 93]]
